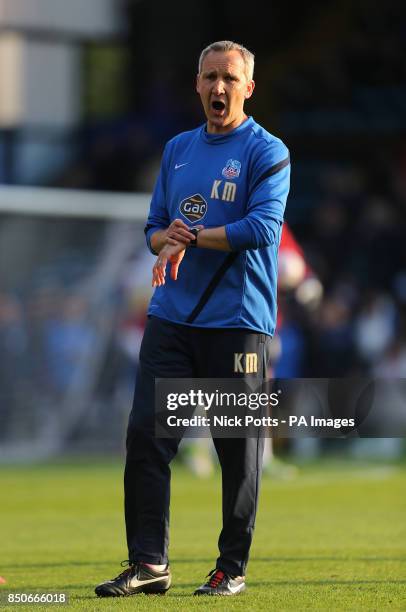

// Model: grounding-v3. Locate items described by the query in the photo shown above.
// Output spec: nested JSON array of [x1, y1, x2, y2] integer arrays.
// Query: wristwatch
[[189, 227, 203, 247]]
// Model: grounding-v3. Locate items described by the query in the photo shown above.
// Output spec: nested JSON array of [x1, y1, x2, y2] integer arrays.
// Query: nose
[[212, 79, 225, 96]]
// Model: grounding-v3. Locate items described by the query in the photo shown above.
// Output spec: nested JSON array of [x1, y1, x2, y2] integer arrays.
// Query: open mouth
[[211, 100, 226, 112]]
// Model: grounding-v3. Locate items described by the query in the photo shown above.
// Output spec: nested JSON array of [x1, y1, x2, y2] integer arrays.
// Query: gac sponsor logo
[[234, 353, 258, 374], [179, 193, 208, 223]]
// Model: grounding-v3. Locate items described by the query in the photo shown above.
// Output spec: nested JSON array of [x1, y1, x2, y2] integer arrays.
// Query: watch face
[[189, 227, 198, 246]]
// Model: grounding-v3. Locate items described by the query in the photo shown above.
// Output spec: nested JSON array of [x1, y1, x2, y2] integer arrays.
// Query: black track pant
[[124, 316, 270, 577]]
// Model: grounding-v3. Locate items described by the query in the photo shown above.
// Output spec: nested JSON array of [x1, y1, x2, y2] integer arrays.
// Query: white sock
[[144, 563, 167, 571]]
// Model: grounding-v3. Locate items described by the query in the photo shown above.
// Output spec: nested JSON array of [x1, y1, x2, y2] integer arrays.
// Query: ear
[[245, 79, 255, 99], [196, 73, 201, 94]]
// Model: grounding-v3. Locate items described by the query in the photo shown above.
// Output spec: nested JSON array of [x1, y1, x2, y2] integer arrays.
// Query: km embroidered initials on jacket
[[211, 180, 237, 202]]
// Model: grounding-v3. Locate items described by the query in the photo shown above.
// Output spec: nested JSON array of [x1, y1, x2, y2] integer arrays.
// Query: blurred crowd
[[273, 1, 406, 131], [275, 154, 406, 380]]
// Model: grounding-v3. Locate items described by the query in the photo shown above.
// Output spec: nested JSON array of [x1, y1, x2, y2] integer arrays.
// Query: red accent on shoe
[[208, 570, 225, 588]]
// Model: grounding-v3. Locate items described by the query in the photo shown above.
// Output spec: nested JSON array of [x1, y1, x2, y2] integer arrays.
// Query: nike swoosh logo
[[129, 575, 167, 588], [175, 163, 189, 169], [229, 583, 245, 594]]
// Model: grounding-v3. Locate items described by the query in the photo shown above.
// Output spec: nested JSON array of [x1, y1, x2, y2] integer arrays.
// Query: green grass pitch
[[1, 457, 405, 610]]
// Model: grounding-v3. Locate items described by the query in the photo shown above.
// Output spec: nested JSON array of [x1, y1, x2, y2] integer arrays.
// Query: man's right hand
[[152, 242, 186, 287]]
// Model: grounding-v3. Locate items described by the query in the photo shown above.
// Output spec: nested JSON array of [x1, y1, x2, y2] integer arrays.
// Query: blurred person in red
[[265, 224, 323, 472]]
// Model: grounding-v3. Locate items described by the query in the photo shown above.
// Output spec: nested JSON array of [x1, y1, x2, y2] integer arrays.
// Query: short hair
[[198, 40, 255, 81]]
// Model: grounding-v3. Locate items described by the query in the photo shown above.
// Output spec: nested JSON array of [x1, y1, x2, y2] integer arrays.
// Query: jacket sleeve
[[225, 142, 290, 251], [144, 145, 171, 254]]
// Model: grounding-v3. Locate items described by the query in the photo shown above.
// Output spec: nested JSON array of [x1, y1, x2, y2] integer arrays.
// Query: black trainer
[[194, 568, 246, 596], [95, 562, 171, 597]]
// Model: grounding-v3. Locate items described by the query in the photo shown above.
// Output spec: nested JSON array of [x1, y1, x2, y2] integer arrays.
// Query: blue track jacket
[[145, 116, 290, 337]]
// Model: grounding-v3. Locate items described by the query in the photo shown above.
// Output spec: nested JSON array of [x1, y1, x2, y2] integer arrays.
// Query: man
[[95, 40, 290, 597]]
